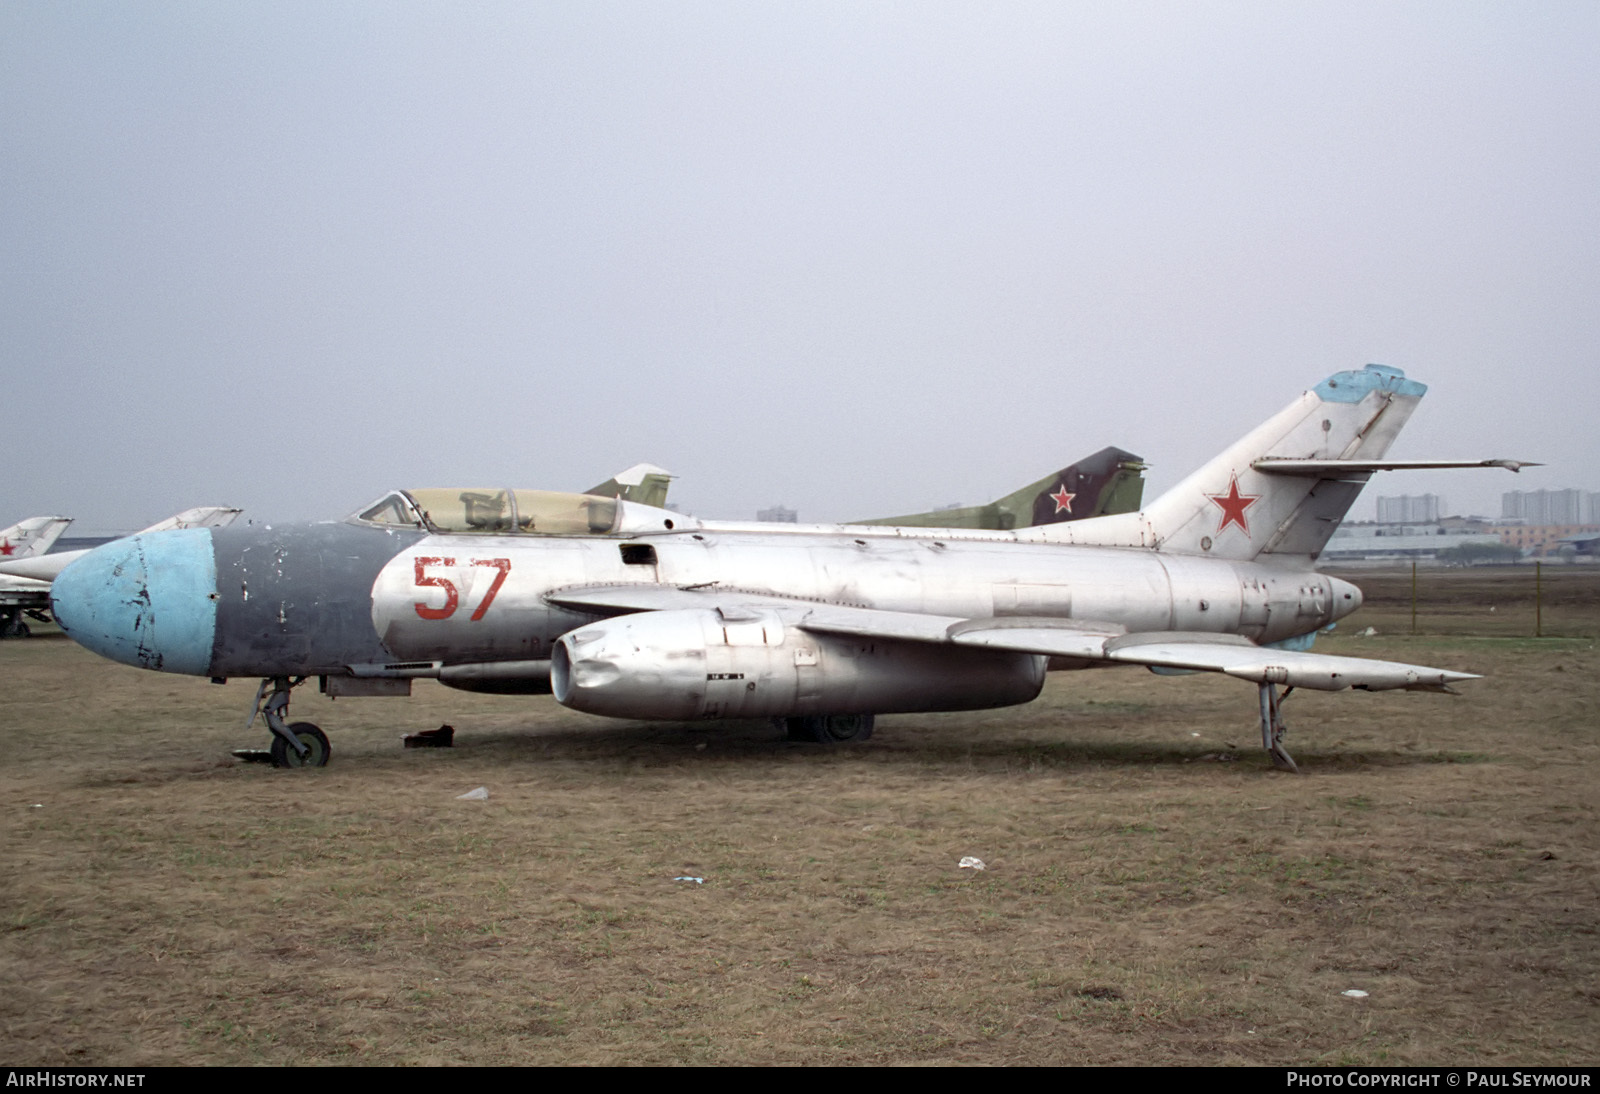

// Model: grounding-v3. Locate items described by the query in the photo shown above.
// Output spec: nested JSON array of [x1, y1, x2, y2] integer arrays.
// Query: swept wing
[[546, 583, 1474, 693]]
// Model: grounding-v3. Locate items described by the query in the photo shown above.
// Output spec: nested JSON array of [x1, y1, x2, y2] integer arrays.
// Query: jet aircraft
[[0, 508, 242, 637], [0, 515, 73, 637], [50, 365, 1532, 771]]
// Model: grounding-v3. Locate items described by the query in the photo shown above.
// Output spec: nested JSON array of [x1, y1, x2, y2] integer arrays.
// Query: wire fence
[[1327, 562, 1600, 639]]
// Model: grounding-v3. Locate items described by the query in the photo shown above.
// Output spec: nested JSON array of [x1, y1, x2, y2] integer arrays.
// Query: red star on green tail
[[1206, 473, 1260, 535], [1048, 486, 1075, 514]]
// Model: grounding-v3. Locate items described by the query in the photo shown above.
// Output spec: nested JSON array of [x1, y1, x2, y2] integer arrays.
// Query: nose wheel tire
[[269, 722, 331, 769]]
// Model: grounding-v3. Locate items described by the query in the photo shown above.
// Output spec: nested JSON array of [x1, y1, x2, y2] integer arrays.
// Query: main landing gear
[[1257, 682, 1298, 772], [780, 714, 875, 743], [243, 676, 331, 769], [0, 607, 46, 638]]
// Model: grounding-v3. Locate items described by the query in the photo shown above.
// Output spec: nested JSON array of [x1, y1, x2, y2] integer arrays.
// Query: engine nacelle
[[551, 607, 1046, 721]]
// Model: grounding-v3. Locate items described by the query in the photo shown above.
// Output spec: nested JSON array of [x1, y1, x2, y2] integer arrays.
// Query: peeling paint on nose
[[51, 529, 218, 675]]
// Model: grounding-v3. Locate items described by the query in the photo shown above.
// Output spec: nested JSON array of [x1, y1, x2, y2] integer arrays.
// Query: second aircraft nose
[[51, 529, 219, 675]]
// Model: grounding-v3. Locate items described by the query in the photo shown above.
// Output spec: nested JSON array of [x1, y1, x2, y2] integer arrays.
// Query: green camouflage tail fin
[[585, 463, 676, 509], [852, 447, 1146, 530]]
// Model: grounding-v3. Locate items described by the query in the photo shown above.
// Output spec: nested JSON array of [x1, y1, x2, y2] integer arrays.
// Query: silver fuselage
[[368, 524, 1351, 669], [49, 511, 1359, 685]]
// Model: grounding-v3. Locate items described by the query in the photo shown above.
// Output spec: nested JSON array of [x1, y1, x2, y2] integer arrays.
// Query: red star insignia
[[1206, 473, 1260, 535], [1048, 486, 1075, 514], [0, 538, 13, 557]]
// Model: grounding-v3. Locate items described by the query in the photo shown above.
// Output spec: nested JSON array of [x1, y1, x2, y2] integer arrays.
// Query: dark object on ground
[[404, 724, 455, 749]]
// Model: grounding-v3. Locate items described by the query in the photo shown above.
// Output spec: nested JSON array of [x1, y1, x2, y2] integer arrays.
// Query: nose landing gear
[[246, 676, 332, 769], [269, 721, 331, 768]]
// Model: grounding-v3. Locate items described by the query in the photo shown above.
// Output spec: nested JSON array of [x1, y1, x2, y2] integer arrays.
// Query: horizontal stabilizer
[[1253, 458, 1537, 475]]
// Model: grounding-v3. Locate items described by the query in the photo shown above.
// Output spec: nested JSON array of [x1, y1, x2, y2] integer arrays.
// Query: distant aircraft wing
[[0, 555, 75, 582], [545, 585, 1477, 693], [141, 506, 244, 532]]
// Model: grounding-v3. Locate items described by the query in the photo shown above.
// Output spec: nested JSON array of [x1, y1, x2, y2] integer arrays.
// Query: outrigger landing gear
[[246, 676, 331, 769], [1258, 682, 1298, 772]]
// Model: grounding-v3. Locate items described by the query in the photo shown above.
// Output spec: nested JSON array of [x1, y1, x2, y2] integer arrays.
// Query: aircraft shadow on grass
[[435, 717, 1470, 771]]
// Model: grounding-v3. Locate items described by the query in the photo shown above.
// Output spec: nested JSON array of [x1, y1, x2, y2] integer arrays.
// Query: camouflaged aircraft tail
[[852, 447, 1146, 530], [585, 464, 675, 509]]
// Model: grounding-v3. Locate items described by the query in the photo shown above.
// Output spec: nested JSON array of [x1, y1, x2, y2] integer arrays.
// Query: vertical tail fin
[[585, 464, 676, 509], [1032, 365, 1427, 563], [0, 516, 73, 561], [852, 446, 1146, 530]]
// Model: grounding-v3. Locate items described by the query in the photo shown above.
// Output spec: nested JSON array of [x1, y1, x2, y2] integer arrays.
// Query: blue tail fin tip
[[1315, 364, 1428, 403]]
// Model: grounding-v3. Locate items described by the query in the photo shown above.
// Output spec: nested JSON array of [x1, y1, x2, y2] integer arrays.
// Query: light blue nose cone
[[51, 529, 218, 675]]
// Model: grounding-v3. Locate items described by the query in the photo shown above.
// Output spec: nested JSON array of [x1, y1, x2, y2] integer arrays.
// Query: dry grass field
[[2, 567, 1596, 1065]]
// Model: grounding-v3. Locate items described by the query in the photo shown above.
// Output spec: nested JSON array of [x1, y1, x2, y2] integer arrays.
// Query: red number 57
[[413, 557, 511, 621]]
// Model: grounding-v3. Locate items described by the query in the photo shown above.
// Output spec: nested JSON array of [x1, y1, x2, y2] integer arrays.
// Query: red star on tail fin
[[1206, 474, 1259, 535]]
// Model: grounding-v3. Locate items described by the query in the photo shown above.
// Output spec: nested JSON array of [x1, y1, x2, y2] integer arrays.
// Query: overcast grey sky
[[4, 2, 1596, 534]]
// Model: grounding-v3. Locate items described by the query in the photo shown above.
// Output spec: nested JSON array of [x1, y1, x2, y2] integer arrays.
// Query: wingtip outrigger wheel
[[1258, 682, 1299, 773]]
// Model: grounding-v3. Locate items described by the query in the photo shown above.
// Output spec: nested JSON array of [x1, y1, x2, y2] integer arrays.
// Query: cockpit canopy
[[354, 489, 621, 536]]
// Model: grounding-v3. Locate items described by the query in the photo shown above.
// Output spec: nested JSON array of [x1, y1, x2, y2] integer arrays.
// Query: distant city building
[[758, 505, 798, 523], [1491, 523, 1600, 558], [1502, 489, 1598, 526], [1376, 494, 1443, 523], [1323, 521, 1500, 563]]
